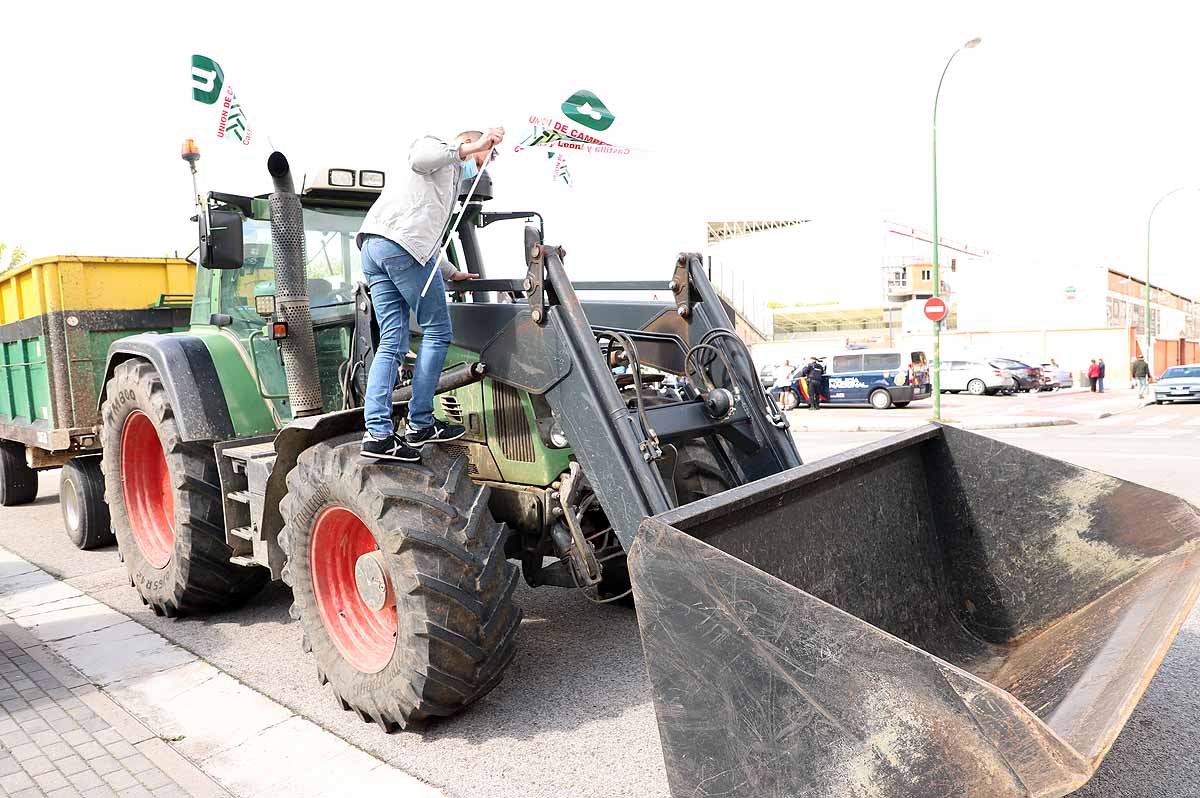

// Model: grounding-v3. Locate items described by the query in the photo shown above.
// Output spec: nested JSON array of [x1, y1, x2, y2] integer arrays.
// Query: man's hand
[[460, 127, 505, 157], [448, 270, 479, 282]]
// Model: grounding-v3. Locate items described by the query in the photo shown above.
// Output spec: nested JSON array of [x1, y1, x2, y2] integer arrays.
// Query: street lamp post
[[931, 37, 981, 422], [1145, 187, 1196, 375]]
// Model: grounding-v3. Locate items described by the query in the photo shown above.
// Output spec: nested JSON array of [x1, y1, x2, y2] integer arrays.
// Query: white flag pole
[[420, 147, 495, 298]]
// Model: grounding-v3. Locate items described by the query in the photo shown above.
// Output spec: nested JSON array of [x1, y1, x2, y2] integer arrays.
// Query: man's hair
[[455, 130, 483, 143]]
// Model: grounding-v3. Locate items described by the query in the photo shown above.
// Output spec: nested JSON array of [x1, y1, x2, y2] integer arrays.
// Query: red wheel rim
[[120, 411, 174, 569], [310, 506, 397, 673]]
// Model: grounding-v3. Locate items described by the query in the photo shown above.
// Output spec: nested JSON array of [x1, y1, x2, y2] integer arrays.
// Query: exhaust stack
[[267, 151, 322, 417]]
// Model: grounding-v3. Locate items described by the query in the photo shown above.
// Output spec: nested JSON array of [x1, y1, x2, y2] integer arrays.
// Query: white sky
[[3, 1, 1199, 305]]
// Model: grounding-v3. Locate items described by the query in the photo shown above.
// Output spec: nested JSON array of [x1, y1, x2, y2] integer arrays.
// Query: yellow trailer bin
[[0, 256, 193, 521]]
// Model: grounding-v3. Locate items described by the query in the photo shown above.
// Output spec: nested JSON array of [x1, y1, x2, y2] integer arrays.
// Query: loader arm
[[479, 235, 801, 547]]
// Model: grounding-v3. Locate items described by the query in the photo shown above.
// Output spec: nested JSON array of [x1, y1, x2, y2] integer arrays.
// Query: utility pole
[[931, 37, 981, 421]]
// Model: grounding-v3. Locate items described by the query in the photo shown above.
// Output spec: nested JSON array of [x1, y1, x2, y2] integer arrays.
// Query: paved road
[[2, 401, 1199, 797]]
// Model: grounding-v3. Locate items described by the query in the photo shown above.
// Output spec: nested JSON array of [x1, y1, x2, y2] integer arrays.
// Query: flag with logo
[[190, 55, 255, 146], [512, 89, 633, 186]]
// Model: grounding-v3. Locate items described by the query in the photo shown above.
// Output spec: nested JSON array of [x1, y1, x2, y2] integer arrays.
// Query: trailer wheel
[[61, 457, 113, 550], [101, 359, 266, 615], [279, 435, 521, 730], [0, 441, 37, 507]]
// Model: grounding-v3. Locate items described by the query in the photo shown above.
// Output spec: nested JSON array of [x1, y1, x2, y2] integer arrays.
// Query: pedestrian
[[800, 356, 826, 411], [1131, 355, 1151, 399], [1087, 359, 1100, 392], [357, 127, 504, 461], [773, 359, 793, 389], [1097, 358, 1106, 393]]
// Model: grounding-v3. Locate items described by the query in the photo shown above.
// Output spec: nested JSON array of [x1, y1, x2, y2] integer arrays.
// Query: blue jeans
[[359, 235, 451, 438]]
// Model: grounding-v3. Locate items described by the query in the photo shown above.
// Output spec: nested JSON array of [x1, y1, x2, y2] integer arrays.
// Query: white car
[[939, 359, 1012, 395], [1039, 364, 1073, 390], [1154, 364, 1200, 404]]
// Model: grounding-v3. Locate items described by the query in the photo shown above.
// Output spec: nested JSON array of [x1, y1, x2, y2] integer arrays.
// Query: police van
[[820, 348, 931, 409]]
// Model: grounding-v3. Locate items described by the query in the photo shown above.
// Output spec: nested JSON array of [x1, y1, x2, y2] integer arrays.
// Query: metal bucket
[[629, 424, 1200, 797]]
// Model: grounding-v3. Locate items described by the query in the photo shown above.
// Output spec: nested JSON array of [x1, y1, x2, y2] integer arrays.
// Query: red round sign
[[923, 297, 948, 322]]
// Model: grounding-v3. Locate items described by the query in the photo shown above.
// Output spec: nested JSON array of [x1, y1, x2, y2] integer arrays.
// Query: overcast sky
[[3, 1, 1198, 305]]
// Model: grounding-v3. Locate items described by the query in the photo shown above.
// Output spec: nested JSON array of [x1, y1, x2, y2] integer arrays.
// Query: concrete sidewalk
[[0, 622, 218, 798], [0, 549, 441, 798]]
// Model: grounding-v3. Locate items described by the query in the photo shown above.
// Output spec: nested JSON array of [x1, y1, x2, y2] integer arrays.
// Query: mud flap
[[629, 424, 1200, 798]]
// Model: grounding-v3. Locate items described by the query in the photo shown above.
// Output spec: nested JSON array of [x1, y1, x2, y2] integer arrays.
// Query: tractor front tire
[[279, 435, 521, 730], [597, 436, 732, 602], [101, 359, 266, 616], [61, 457, 113, 550], [0, 441, 37, 506]]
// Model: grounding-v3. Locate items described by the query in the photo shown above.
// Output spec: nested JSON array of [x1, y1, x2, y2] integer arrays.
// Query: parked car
[[1153, 364, 1200, 404], [989, 358, 1042, 392], [777, 349, 930, 409], [1038, 363, 1073, 390], [759, 364, 778, 390], [939, 360, 1011, 395]]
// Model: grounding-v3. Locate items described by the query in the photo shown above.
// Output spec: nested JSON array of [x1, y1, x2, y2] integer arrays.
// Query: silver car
[[939, 359, 1012, 395], [1154, 364, 1200, 404]]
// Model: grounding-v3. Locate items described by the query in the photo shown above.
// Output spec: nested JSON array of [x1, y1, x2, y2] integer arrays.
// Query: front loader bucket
[[629, 424, 1200, 798]]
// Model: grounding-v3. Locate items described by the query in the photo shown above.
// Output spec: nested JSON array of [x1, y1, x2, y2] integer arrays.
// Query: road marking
[[1038, 451, 1200, 460], [1187, 417, 1200, 426], [1136, 415, 1178, 426], [1061, 433, 1173, 440]]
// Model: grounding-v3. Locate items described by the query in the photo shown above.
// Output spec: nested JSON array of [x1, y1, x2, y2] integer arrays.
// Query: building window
[[920, 269, 932, 281]]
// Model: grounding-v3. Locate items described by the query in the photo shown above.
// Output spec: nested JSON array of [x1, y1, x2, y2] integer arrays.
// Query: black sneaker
[[361, 432, 421, 462], [405, 419, 467, 447]]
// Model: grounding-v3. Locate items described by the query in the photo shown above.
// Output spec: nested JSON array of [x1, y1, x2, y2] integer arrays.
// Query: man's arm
[[409, 137, 462, 175], [437, 252, 478, 283]]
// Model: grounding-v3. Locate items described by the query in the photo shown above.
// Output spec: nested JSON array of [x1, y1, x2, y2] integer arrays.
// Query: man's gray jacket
[[356, 136, 465, 278]]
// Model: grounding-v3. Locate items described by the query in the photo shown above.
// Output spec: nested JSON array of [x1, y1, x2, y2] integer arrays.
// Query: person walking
[[1087, 359, 1100, 392], [1131, 355, 1151, 399], [800, 356, 826, 410], [357, 127, 503, 461], [1097, 358, 1106, 393]]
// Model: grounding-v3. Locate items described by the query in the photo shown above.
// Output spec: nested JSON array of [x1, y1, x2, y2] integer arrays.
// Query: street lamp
[[1145, 187, 1198, 375], [931, 37, 981, 421]]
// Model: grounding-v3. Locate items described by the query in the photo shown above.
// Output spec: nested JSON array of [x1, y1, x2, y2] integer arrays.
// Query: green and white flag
[[512, 89, 631, 187], [190, 54, 254, 146]]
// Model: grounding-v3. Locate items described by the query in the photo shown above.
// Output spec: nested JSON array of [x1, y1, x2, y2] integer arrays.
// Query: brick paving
[[0, 630, 192, 798]]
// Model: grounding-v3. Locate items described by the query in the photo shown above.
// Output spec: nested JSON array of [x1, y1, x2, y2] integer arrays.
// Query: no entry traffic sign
[[924, 297, 948, 322]]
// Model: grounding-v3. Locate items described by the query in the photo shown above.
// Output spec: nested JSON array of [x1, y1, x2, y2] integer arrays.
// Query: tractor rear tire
[[61, 457, 113, 550], [101, 359, 267, 616], [0, 441, 37, 507], [279, 435, 521, 730]]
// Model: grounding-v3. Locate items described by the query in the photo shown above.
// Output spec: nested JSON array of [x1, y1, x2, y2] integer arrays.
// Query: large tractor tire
[[61, 457, 114, 550], [279, 435, 521, 730], [0, 440, 37, 506], [100, 359, 267, 616]]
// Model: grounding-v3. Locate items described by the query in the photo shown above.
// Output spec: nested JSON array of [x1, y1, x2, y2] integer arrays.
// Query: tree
[[0, 242, 28, 273]]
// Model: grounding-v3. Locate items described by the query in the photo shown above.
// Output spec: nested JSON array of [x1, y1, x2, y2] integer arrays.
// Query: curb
[[0, 548, 442, 798], [0, 617, 231, 798], [789, 417, 1077, 433]]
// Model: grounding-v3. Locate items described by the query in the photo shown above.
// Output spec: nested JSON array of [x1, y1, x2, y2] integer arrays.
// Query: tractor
[[94, 150, 1200, 797]]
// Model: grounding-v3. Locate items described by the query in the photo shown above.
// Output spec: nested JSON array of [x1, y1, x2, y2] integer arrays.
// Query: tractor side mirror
[[200, 208, 244, 270]]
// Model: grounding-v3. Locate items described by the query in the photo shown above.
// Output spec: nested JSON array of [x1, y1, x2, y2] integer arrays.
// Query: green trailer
[[0, 256, 193, 547]]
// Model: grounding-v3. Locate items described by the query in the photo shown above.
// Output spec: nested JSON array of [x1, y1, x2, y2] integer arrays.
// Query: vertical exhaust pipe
[[267, 151, 322, 417]]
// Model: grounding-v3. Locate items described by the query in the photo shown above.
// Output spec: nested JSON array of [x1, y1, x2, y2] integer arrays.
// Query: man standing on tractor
[[356, 128, 504, 461]]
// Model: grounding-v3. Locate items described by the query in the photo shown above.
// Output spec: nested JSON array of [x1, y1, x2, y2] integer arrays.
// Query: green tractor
[[95, 151, 1200, 797]]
